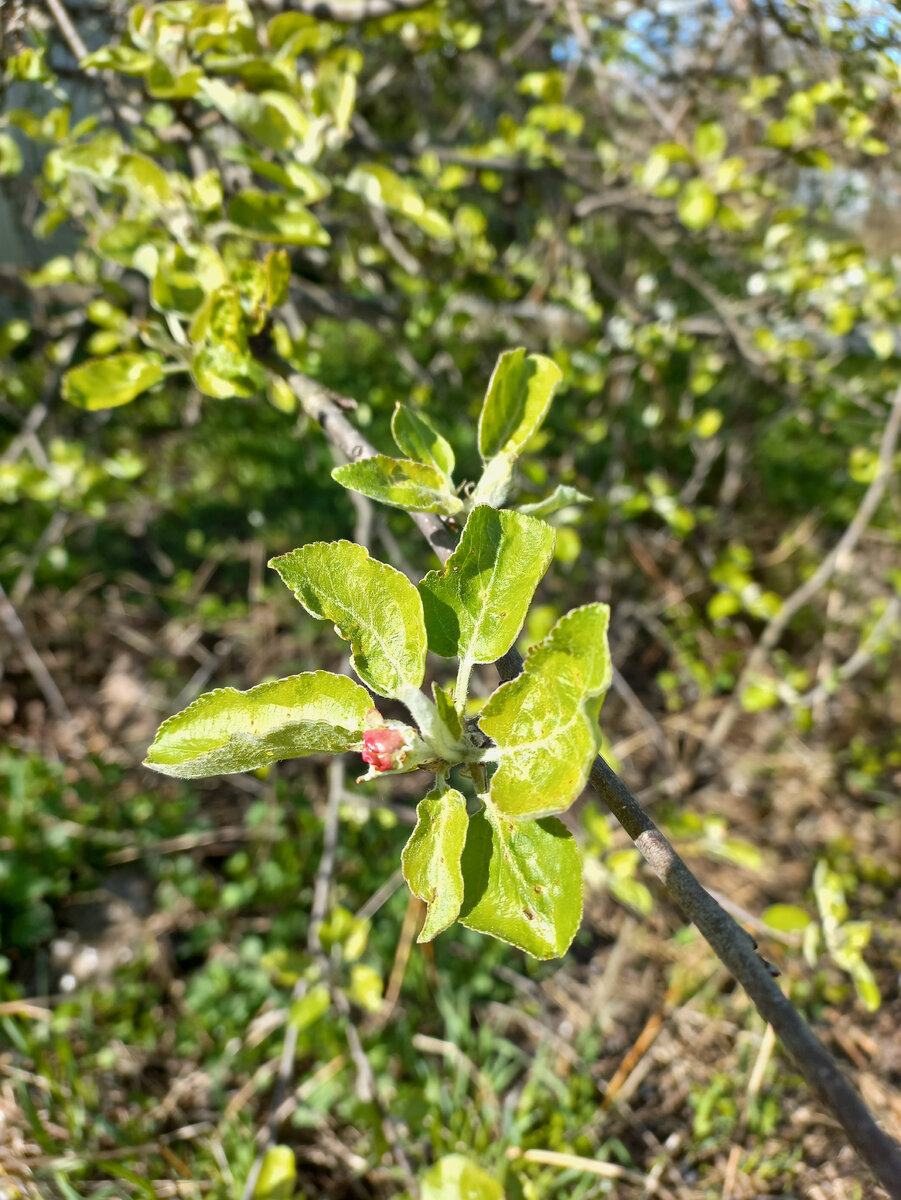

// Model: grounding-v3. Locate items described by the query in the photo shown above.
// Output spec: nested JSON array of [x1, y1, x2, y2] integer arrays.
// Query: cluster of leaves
[[145, 354, 610, 959]]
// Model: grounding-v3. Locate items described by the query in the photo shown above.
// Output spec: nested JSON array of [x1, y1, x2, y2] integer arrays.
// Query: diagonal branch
[[288, 368, 901, 1199]]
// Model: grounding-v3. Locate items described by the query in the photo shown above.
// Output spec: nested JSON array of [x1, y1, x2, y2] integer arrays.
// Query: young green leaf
[[418, 507, 555, 669], [402, 786, 468, 942], [479, 603, 611, 817], [478, 348, 562, 462], [421, 1155, 503, 1200], [517, 484, 593, 518], [270, 541, 427, 697], [62, 353, 163, 410], [458, 807, 582, 959], [144, 671, 372, 779], [391, 403, 455, 478], [332, 455, 463, 515], [345, 163, 453, 239]]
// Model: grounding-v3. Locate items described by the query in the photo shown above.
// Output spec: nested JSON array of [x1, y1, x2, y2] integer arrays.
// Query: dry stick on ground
[[705, 381, 901, 754], [287, 369, 901, 1198]]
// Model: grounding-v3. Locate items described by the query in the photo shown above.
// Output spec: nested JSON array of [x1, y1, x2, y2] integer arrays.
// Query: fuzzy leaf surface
[[479, 603, 611, 817], [477, 348, 562, 462], [391, 403, 455, 478], [332, 455, 462, 515], [144, 671, 371, 779], [418, 506, 555, 665], [459, 807, 582, 959], [402, 786, 468, 942], [270, 541, 427, 697]]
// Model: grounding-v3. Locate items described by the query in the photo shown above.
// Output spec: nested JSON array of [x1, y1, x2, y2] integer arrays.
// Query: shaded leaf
[[270, 541, 427, 697], [421, 1154, 504, 1200], [346, 163, 452, 239], [144, 671, 372, 778]]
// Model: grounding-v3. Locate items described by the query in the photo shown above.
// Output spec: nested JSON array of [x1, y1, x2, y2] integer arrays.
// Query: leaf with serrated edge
[[402, 787, 468, 941], [478, 348, 562, 462], [418, 507, 555, 671], [391, 403, 455, 478], [479, 603, 611, 817], [270, 541, 426, 698], [459, 807, 582, 959], [144, 671, 371, 779], [332, 456, 463, 516]]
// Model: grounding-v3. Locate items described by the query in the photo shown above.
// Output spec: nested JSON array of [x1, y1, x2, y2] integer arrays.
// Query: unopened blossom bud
[[361, 727, 407, 773]]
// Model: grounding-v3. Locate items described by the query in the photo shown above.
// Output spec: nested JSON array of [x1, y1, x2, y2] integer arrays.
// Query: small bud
[[361, 727, 407, 773]]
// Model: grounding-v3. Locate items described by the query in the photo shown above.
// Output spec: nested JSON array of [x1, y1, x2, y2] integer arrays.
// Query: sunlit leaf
[[418, 506, 555, 666], [346, 163, 452, 239], [332, 455, 463, 515], [144, 671, 372, 778], [270, 541, 427, 697], [402, 786, 468, 941], [459, 807, 582, 959], [479, 603, 611, 817], [62, 353, 163, 410]]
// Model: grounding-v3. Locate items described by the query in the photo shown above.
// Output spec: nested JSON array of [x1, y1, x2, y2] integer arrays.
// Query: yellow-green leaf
[[62, 353, 163, 410]]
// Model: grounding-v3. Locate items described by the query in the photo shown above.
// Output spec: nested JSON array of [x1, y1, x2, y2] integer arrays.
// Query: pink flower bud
[[361, 727, 406, 773]]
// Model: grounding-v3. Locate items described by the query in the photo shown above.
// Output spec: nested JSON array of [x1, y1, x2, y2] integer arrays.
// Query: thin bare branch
[[291, 367, 901, 1199]]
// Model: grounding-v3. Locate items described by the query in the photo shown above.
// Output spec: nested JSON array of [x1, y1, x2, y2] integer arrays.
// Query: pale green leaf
[[477, 348, 562, 462], [421, 1155, 504, 1200], [349, 963, 383, 1012], [288, 984, 330, 1030], [418, 507, 555, 667], [144, 671, 372, 778], [192, 343, 267, 399], [694, 121, 727, 162], [391, 403, 455, 477], [332, 455, 463, 515], [253, 1146, 295, 1200], [678, 179, 717, 231], [346, 163, 452, 239], [270, 541, 427, 697], [229, 190, 330, 246], [402, 786, 468, 941], [479, 603, 611, 817], [517, 484, 592, 518], [62, 353, 163, 410], [199, 79, 295, 151], [762, 904, 812, 933], [459, 808, 582, 959]]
